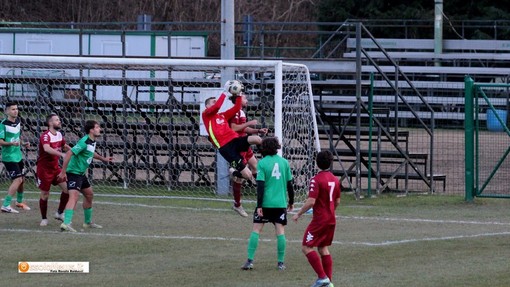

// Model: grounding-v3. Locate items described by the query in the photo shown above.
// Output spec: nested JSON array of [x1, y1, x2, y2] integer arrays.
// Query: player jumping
[[202, 81, 262, 184], [228, 92, 268, 217]]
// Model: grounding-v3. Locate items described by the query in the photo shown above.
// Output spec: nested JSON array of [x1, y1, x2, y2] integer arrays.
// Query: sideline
[[3, 228, 510, 247]]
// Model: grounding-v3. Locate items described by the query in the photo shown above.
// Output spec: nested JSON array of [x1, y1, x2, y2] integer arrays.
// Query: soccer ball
[[228, 80, 244, 95]]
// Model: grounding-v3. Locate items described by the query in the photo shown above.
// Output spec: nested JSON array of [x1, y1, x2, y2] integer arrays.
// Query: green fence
[[465, 76, 510, 200]]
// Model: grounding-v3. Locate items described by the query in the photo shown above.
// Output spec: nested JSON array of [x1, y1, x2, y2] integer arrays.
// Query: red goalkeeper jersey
[[202, 93, 242, 148], [36, 130, 66, 170]]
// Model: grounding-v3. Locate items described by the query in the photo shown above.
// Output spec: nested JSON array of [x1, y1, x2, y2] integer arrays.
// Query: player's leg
[[1, 161, 24, 213], [60, 188, 79, 232], [242, 216, 265, 270], [318, 246, 333, 282], [275, 223, 287, 270], [14, 162, 30, 210], [232, 152, 251, 217], [81, 179, 101, 229], [60, 173, 82, 232], [274, 208, 288, 270], [38, 188, 50, 226], [247, 134, 262, 146], [317, 225, 335, 281], [302, 225, 329, 286], [2, 177, 23, 212], [37, 172, 53, 225], [55, 181, 69, 221]]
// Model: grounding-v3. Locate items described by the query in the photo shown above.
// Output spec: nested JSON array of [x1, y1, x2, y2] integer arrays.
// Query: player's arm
[[0, 125, 18, 146], [19, 135, 30, 147], [43, 144, 66, 158], [292, 197, 316, 222], [231, 120, 259, 133], [256, 179, 265, 217], [0, 138, 19, 146], [287, 180, 295, 211], [58, 150, 73, 181], [202, 93, 227, 117], [94, 153, 113, 163], [334, 197, 341, 209], [223, 95, 243, 120]]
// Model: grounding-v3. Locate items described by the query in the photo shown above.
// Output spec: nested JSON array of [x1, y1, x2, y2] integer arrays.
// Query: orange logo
[[18, 262, 30, 273]]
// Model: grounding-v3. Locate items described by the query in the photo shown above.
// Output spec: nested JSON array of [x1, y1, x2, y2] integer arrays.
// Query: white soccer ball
[[228, 80, 244, 95]]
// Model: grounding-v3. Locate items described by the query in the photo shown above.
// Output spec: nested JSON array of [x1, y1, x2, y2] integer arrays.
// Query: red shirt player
[[292, 150, 341, 287], [228, 93, 268, 217], [36, 113, 70, 227], [201, 81, 262, 183]]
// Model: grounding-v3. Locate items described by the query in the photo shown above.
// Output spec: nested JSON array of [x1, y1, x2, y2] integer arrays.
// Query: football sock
[[233, 182, 242, 207], [57, 192, 69, 214], [64, 209, 74, 225], [247, 231, 260, 260], [233, 170, 243, 178], [39, 198, 48, 219], [84, 208, 93, 224], [16, 191, 24, 204], [3, 195, 12, 207], [306, 251, 327, 279], [276, 234, 286, 263], [321, 254, 333, 280]]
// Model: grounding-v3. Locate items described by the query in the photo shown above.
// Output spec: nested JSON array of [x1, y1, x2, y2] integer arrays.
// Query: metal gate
[[465, 76, 510, 200]]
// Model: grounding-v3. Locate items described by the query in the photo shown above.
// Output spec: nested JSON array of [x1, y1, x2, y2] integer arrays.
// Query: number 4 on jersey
[[271, 163, 281, 179]]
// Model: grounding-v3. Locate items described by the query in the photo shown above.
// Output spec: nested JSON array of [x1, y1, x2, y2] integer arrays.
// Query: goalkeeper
[[228, 92, 268, 217], [202, 81, 262, 183]]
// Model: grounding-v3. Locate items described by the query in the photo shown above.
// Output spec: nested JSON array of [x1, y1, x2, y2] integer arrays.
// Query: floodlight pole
[[217, 0, 235, 195], [434, 0, 443, 66]]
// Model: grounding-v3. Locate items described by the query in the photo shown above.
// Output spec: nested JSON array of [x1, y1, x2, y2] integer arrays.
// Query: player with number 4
[[241, 137, 294, 271], [292, 150, 341, 287]]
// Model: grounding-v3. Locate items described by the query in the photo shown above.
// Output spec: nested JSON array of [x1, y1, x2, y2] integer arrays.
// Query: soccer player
[[58, 120, 113, 232], [228, 93, 268, 217], [36, 113, 71, 226], [292, 150, 341, 287], [241, 137, 294, 271], [0, 102, 31, 213], [202, 81, 262, 183]]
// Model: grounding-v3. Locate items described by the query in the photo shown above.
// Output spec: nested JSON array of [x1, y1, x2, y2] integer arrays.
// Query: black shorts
[[66, 173, 91, 192], [252, 208, 288, 226], [219, 136, 251, 171], [3, 161, 25, 179]]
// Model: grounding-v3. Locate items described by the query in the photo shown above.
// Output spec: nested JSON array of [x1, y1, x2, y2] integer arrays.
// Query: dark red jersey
[[308, 170, 341, 226], [36, 130, 66, 170]]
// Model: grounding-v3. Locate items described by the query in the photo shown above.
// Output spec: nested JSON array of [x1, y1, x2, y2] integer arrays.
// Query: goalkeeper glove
[[223, 80, 233, 93]]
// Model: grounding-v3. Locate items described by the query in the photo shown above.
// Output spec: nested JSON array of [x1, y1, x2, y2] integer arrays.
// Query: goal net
[[0, 55, 320, 202]]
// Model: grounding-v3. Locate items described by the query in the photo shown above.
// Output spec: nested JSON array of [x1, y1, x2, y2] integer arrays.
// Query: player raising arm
[[228, 92, 268, 217], [36, 113, 71, 226], [292, 150, 341, 287], [58, 120, 113, 232], [202, 80, 262, 183]]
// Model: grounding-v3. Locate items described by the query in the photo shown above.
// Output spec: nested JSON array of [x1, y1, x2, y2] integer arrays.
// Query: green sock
[[3, 195, 12, 207], [277, 234, 286, 263], [64, 209, 74, 225], [247, 232, 260, 261], [16, 192, 23, 203], [84, 208, 92, 224]]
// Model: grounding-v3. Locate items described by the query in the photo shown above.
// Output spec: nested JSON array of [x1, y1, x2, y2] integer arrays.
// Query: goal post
[[0, 55, 320, 202]]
